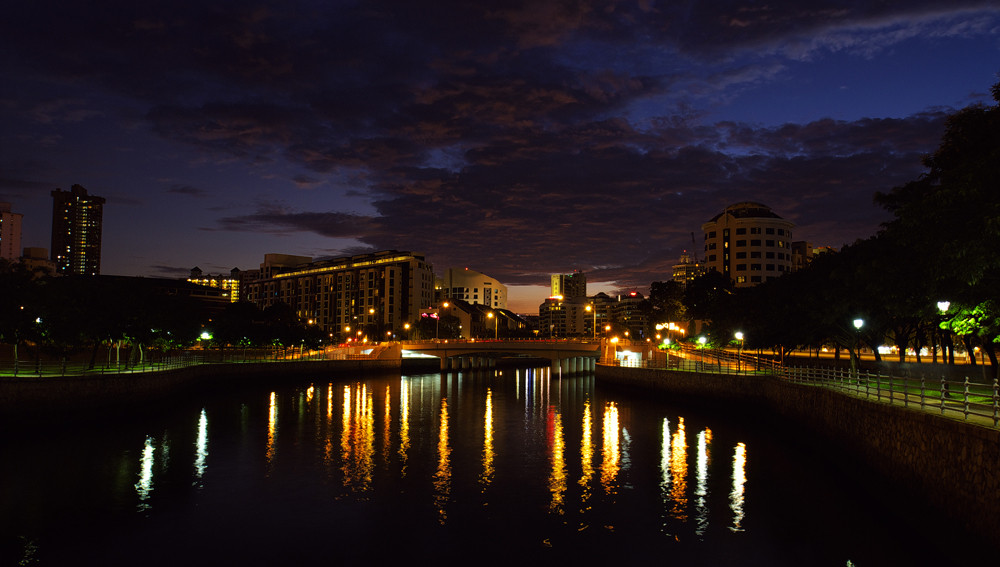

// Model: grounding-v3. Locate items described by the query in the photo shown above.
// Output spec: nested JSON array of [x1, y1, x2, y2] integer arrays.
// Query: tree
[[874, 79, 1000, 377]]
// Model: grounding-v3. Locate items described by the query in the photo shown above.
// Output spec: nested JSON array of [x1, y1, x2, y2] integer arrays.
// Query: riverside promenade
[[596, 362, 1000, 553]]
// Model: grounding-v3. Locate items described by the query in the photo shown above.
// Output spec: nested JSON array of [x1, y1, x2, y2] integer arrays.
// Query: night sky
[[2, 1, 998, 312]]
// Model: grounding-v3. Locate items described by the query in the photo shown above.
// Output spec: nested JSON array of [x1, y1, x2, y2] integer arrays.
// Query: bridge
[[399, 339, 606, 372]]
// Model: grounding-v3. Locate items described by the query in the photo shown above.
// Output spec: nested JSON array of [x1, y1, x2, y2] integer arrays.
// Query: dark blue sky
[[1, 1, 998, 311]]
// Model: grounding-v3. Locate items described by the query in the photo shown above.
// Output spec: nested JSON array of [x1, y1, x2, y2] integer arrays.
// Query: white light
[[853, 319, 864, 330]]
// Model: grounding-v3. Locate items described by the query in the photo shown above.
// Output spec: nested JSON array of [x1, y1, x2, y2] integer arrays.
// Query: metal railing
[[632, 346, 999, 428], [783, 366, 1000, 427], [0, 346, 371, 378]]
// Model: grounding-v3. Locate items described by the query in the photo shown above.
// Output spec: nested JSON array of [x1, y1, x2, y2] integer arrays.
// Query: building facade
[[700, 202, 795, 287], [243, 250, 435, 340], [51, 184, 105, 275], [671, 251, 705, 285], [435, 267, 508, 310], [550, 271, 587, 299], [188, 267, 242, 303], [0, 202, 23, 261]]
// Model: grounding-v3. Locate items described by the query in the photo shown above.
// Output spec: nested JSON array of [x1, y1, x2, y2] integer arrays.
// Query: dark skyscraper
[[51, 184, 105, 275]]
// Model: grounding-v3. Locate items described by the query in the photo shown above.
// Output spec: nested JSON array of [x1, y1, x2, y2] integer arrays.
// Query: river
[[0, 367, 971, 565]]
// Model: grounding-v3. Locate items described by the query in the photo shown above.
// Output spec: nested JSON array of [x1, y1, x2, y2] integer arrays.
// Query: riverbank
[[595, 364, 1000, 552], [0, 358, 401, 419]]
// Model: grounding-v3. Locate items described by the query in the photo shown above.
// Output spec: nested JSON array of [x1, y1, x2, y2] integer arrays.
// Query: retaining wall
[[596, 365, 1000, 550], [0, 359, 401, 416]]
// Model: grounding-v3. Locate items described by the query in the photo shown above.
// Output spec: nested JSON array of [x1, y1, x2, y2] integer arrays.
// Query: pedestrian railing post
[[964, 377, 970, 421], [993, 379, 999, 427], [940, 377, 947, 415]]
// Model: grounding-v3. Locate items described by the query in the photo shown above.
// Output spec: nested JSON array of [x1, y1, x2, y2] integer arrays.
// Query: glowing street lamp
[[487, 311, 497, 339], [585, 304, 596, 339], [851, 318, 864, 378], [735, 331, 744, 373]]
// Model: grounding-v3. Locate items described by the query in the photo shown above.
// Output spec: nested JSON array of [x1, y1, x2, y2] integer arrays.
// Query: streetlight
[[437, 302, 449, 340], [586, 304, 596, 339], [735, 331, 744, 373], [487, 311, 497, 339], [852, 318, 864, 378], [937, 300, 951, 364]]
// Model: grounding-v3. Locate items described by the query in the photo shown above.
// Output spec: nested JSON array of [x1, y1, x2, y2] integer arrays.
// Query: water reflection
[[695, 428, 711, 536], [266, 391, 277, 473], [548, 406, 566, 513], [731, 442, 747, 532], [433, 397, 451, 524], [135, 436, 155, 510], [341, 384, 375, 492], [578, 398, 594, 528], [193, 408, 208, 484], [481, 388, 494, 488], [399, 378, 410, 476], [600, 401, 620, 494]]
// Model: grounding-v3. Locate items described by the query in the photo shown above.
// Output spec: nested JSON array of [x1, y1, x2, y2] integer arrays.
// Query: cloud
[[167, 184, 209, 197]]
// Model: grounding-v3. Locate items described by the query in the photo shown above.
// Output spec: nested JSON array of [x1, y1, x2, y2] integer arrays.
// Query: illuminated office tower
[[51, 184, 105, 275]]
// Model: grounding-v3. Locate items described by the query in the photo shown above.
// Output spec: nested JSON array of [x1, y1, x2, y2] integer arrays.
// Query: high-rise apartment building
[[701, 202, 794, 287], [551, 271, 587, 299], [243, 250, 435, 339], [0, 202, 23, 261], [51, 184, 105, 275]]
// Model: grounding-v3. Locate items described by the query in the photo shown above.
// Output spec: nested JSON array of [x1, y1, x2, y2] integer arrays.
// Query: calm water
[[1, 368, 969, 566]]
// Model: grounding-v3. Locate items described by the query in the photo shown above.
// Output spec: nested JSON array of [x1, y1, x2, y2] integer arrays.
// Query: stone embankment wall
[[596, 365, 1000, 550], [0, 359, 401, 416]]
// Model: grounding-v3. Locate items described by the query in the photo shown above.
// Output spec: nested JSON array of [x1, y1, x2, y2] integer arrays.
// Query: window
[[736, 252, 746, 259], [750, 251, 761, 258], [750, 227, 762, 234], [736, 228, 747, 235], [708, 231, 717, 238], [736, 276, 747, 283], [777, 229, 785, 236], [751, 276, 762, 283], [750, 264, 762, 271], [736, 263, 747, 271], [766, 228, 775, 235], [750, 239, 761, 246], [766, 264, 775, 271], [766, 252, 775, 259], [708, 254, 717, 261], [766, 239, 775, 247], [708, 243, 717, 250], [736, 240, 746, 247]]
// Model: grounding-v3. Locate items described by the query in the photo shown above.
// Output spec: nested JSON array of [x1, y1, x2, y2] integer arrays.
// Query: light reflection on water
[[2, 368, 966, 566]]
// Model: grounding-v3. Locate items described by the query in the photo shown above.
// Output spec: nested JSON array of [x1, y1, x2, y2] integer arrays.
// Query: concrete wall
[[0, 359, 401, 416], [595, 365, 1000, 550]]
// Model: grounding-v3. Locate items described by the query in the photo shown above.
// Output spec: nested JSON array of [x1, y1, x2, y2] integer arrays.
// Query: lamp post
[[487, 311, 497, 339], [937, 301, 951, 365], [852, 318, 864, 378], [735, 331, 744, 373], [437, 302, 449, 340], [404, 322, 410, 341], [586, 304, 596, 339]]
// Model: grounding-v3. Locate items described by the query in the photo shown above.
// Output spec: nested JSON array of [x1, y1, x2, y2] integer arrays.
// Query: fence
[[628, 345, 1000, 428], [0, 346, 371, 378]]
